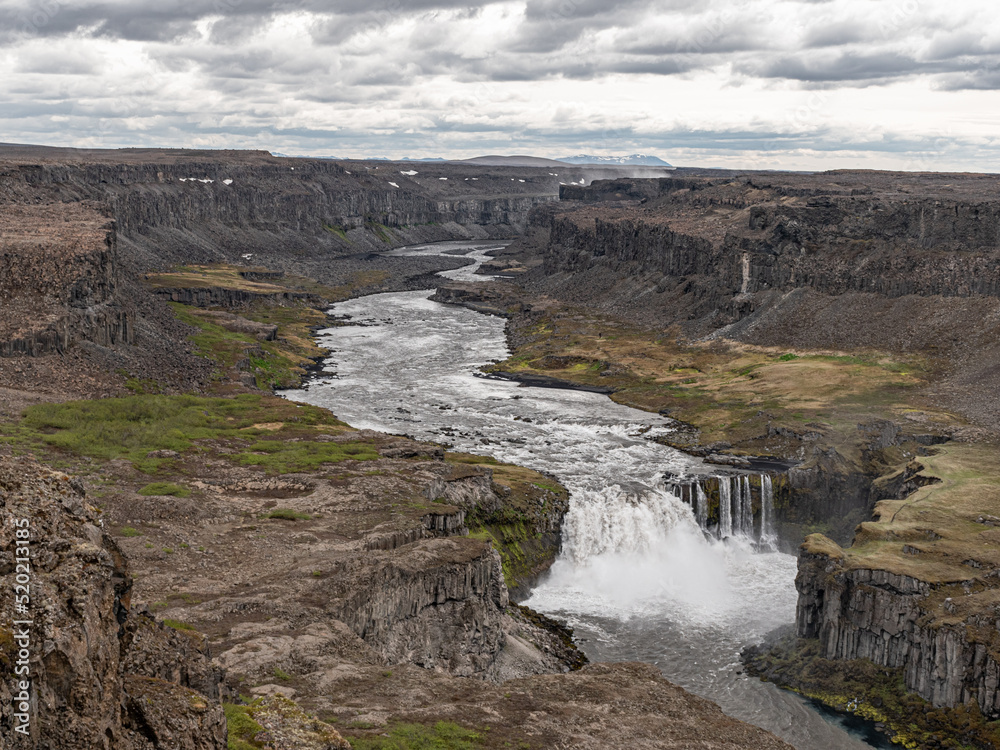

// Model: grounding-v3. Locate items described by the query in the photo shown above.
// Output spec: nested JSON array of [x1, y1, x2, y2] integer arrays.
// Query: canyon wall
[[541, 200, 1000, 336], [0, 149, 622, 275], [796, 545, 1000, 716], [0, 203, 133, 357], [0, 147, 616, 359]]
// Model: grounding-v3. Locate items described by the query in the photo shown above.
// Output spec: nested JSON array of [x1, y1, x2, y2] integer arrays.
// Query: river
[[281, 240, 891, 750]]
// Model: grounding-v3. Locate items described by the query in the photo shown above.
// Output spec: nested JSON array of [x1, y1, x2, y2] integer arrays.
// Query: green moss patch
[[266, 508, 312, 521], [447, 452, 568, 593], [224, 701, 266, 750], [347, 721, 483, 750], [138, 482, 190, 497], [163, 619, 196, 631]]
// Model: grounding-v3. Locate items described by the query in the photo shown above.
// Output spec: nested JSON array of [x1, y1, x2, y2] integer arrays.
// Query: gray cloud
[[801, 20, 870, 48], [743, 51, 939, 83], [1, 0, 1000, 168]]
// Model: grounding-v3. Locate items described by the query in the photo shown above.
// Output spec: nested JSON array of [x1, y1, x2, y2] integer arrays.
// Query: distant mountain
[[558, 154, 674, 167], [456, 155, 570, 167], [268, 152, 674, 167]]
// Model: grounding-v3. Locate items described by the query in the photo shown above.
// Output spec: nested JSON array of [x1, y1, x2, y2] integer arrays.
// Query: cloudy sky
[[2, 0, 999, 170]]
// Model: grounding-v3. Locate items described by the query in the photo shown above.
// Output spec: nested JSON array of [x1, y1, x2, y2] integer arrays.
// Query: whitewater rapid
[[281, 240, 889, 750]]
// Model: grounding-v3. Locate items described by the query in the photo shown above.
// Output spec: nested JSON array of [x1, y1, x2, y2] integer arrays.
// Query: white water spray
[[562, 485, 699, 564]]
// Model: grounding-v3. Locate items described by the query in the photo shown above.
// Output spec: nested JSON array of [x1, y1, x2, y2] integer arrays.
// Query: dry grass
[[146, 265, 294, 294], [147, 263, 389, 302], [820, 443, 1000, 587], [496, 308, 954, 451]]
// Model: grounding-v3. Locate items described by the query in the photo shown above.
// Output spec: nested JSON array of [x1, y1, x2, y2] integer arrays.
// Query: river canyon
[[283, 241, 892, 749], [5, 147, 1000, 749]]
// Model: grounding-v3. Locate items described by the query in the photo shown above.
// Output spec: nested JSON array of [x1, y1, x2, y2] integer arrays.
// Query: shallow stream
[[282, 240, 891, 750]]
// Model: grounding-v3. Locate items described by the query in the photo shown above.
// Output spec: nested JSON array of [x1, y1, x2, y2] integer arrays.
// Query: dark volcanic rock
[[0, 455, 225, 749], [795, 541, 1000, 717]]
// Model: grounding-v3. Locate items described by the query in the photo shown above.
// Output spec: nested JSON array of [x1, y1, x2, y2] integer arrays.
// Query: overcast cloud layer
[[1, 0, 999, 170]]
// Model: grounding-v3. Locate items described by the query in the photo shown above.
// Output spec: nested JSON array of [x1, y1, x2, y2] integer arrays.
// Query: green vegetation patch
[[323, 223, 350, 241], [240, 439, 378, 473], [266, 508, 312, 521], [170, 303, 305, 390], [163, 619, 196, 631], [138, 482, 190, 497], [365, 221, 395, 244], [447, 452, 568, 591], [224, 701, 266, 750], [348, 721, 484, 750], [0, 393, 373, 474]]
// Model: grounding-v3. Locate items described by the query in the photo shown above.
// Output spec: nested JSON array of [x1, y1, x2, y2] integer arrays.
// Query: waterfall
[[561, 485, 701, 563], [695, 483, 708, 528], [742, 475, 753, 538], [760, 474, 776, 549], [719, 476, 732, 538], [733, 478, 742, 535], [679, 474, 777, 547]]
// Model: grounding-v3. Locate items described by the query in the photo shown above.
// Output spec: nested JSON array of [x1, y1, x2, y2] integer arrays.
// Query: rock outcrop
[[795, 537, 1000, 717], [0, 455, 225, 748], [0, 203, 132, 357], [329, 538, 508, 676]]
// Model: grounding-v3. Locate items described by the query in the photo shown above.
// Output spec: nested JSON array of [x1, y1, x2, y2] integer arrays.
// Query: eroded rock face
[[0, 456, 225, 749], [0, 456, 130, 746], [328, 539, 509, 676], [0, 204, 133, 357], [795, 545, 1000, 716]]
